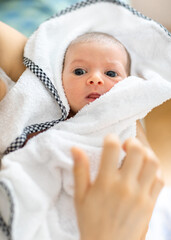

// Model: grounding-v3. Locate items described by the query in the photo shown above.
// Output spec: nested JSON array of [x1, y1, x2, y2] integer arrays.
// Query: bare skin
[[0, 22, 26, 101], [0, 21, 27, 82], [0, 78, 7, 101], [72, 135, 163, 240]]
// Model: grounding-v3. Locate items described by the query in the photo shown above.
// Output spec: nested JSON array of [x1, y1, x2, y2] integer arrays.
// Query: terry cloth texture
[[0, 69, 15, 93], [0, 0, 171, 239]]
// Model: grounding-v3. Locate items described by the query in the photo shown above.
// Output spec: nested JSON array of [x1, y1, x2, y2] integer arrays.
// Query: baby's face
[[62, 41, 128, 116]]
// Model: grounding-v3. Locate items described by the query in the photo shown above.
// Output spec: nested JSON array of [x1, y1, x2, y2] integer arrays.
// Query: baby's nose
[[87, 75, 104, 85]]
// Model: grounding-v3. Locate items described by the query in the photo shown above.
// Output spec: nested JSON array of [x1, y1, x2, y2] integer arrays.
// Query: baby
[[0, 32, 130, 120], [23, 32, 133, 143], [62, 32, 131, 118], [0, 23, 163, 240]]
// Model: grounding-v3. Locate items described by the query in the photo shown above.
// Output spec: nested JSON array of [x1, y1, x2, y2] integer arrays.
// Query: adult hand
[[71, 135, 164, 240]]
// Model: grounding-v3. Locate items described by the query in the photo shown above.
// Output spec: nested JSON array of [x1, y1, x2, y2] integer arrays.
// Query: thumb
[[71, 147, 90, 201]]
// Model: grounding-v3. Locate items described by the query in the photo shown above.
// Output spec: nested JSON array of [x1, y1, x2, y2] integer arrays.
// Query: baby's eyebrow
[[71, 59, 87, 65], [105, 60, 123, 66], [71, 59, 121, 65]]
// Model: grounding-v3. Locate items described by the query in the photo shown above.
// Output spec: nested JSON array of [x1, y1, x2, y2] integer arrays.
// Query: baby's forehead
[[63, 37, 130, 75], [66, 39, 126, 56], [65, 40, 129, 66]]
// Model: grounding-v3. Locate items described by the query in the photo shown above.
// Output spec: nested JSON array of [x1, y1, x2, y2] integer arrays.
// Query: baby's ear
[[0, 78, 7, 101]]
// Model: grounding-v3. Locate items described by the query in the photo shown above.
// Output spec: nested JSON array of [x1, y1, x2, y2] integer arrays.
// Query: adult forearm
[[0, 21, 27, 82]]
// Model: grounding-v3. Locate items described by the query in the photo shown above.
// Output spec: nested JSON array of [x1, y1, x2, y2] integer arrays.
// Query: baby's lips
[[87, 93, 101, 99]]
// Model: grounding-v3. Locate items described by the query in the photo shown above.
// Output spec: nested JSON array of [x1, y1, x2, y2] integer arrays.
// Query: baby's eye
[[73, 68, 86, 76], [105, 71, 118, 77]]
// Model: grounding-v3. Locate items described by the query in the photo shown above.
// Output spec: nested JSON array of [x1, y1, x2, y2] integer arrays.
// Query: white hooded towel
[[0, 1, 171, 239]]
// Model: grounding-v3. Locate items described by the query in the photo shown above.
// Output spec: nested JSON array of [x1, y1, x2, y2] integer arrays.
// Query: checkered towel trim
[[49, 0, 171, 37], [2, 1, 171, 239], [4, 57, 67, 155], [0, 182, 14, 240]]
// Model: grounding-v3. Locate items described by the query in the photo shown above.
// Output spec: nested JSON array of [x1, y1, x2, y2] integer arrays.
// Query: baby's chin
[[69, 97, 102, 117], [68, 105, 87, 119]]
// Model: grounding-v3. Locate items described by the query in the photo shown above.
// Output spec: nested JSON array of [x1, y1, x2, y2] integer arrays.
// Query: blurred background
[[130, 0, 171, 186], [0, 0, 171, 184], [0, 0, 129, 36]]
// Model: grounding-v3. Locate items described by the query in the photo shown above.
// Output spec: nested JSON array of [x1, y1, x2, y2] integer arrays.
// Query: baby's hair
[[69, 32, 131, 75]]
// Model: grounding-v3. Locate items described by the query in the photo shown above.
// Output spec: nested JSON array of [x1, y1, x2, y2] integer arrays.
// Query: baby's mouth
[[86, 93, 101, 102]]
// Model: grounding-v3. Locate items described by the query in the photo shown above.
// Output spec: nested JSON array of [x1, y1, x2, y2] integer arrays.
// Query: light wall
[[130, 0, 171, 31]]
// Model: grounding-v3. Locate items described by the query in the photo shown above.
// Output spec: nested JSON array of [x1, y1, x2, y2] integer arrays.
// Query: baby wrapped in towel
[[0, 1, 171, 240], [0, 30, 161, 240], [0, 31, 134, 239]]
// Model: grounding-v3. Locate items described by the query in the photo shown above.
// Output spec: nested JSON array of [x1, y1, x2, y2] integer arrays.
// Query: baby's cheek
[[107, 81, 117, 90], [111, 78, 124, 87], [104, 79, 122, 94], [65, 88, 79, 107]]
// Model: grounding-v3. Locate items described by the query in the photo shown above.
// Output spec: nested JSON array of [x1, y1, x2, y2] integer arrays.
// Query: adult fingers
[[95, 134, 121, 185], [150, 174, 164, 202], [140, 224, 150, 240], [121, 138, 144, 181], [71, 147, 90, 201], [138, 149, 159, 193]]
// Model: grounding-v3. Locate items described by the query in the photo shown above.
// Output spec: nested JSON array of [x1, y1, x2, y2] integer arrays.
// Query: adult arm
[[0, 21, 27, 82]]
